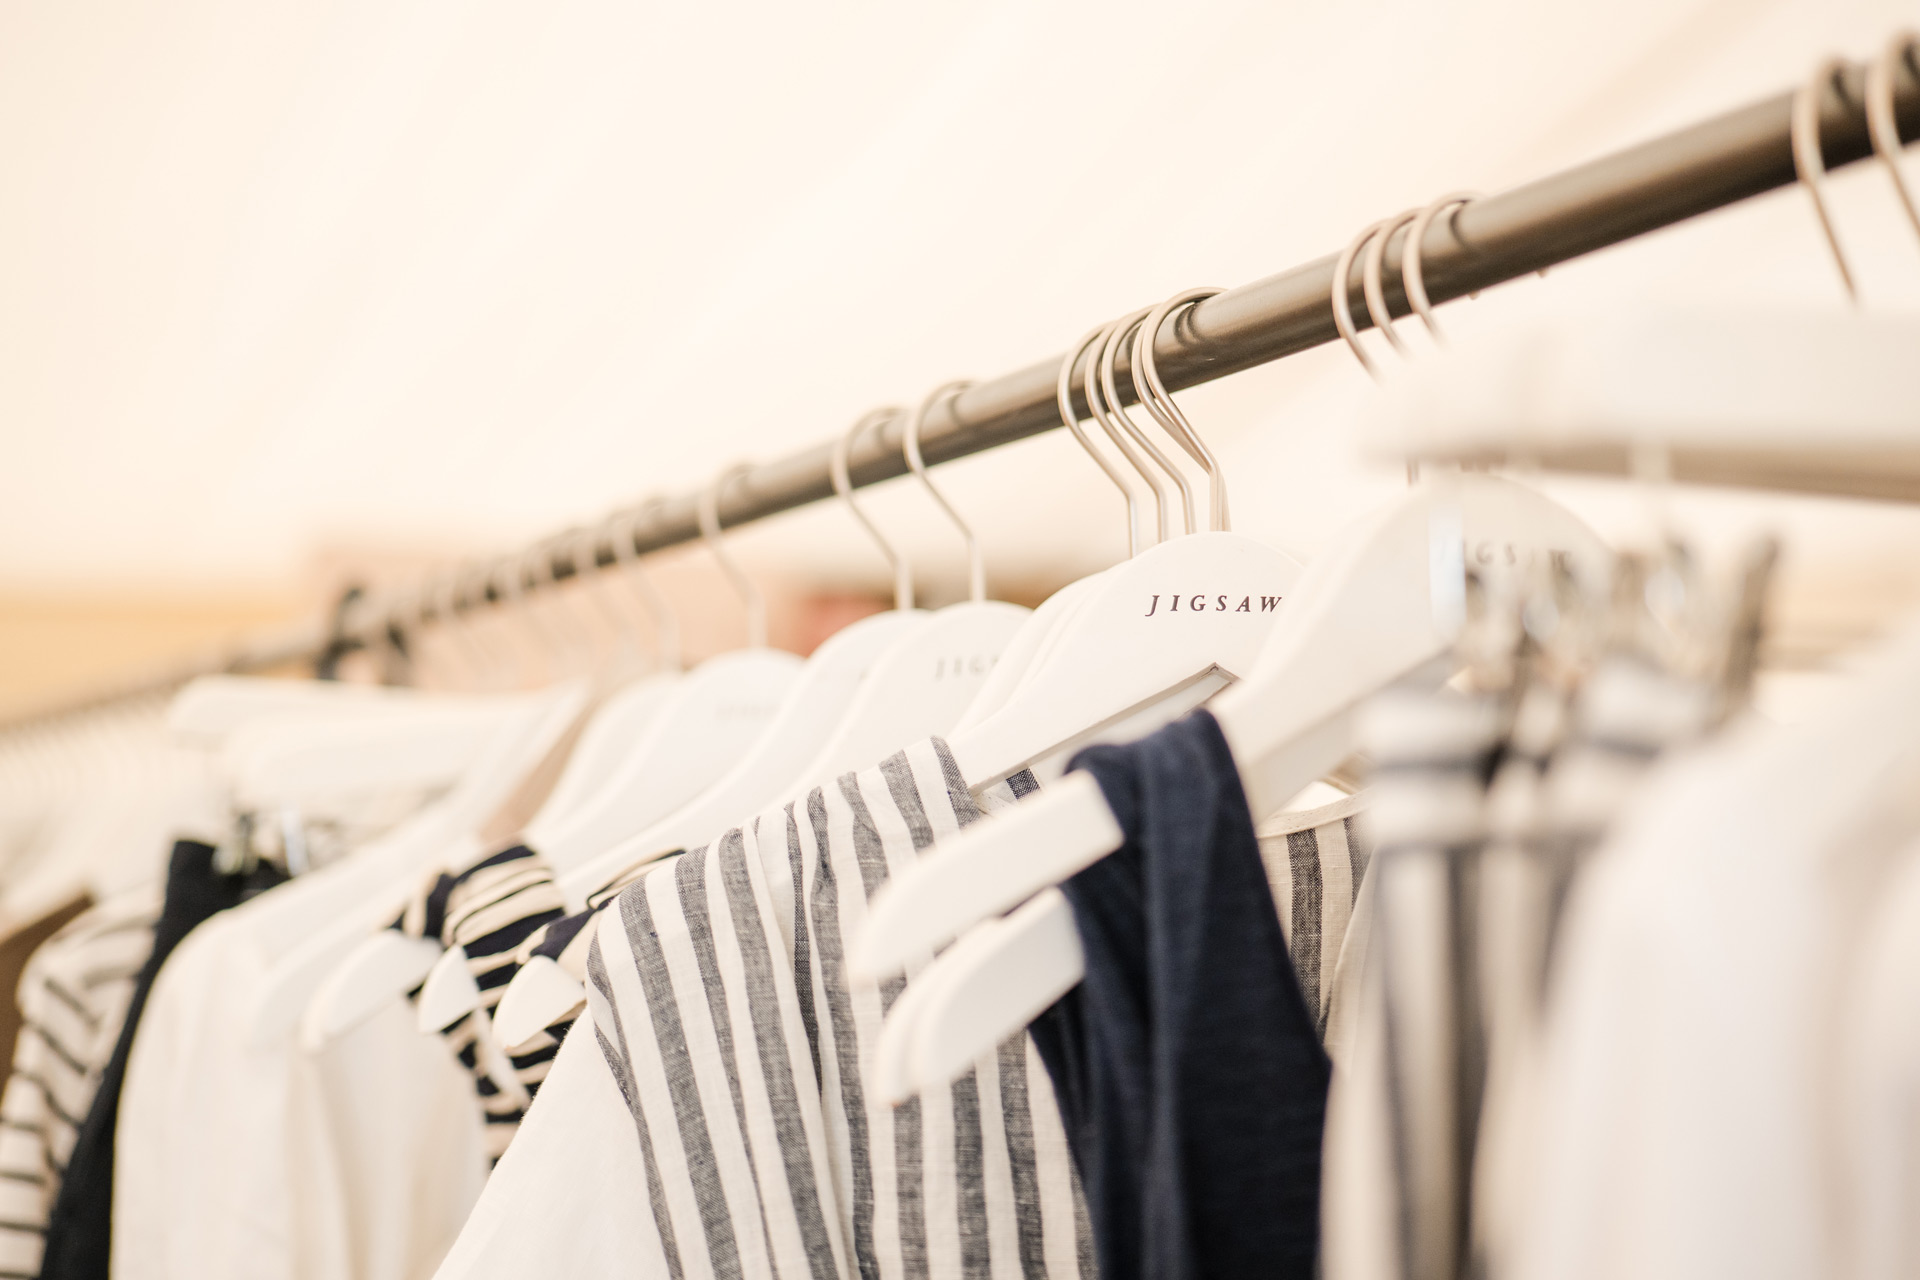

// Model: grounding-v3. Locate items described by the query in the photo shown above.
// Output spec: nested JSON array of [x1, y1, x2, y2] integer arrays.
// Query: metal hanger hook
[[1083, 311, 1172, 547], [491, 553, 557, 685], [902, 381, 986, 603], [524, 537, 599, 676], [566, 524, 640, 674], [1867, 33, 1920, 247], [1057, 323, 1143, 558], [1099, 314, 1195, 537], [1793, 55, 1859, 303], [832, 408, 914, 610], [453, 560, 518, 689], [698, 464, 769, 649], [1132, 287, 1230, 532], [1362, 211, 1417, 359], [608, 501, 683, 670], [429, 565, 490, 689], [1402, 191, 1480, 344], [1333, 219, 1391, 381]]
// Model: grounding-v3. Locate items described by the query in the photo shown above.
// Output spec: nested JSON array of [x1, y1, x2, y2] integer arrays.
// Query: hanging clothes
[[0, 889, 157, 1280], [112, 808, 493, 1280], [436, 738, 1092, 1280], [1028, 710, 1337, 1280], [41, 839, 288, 1280], [388, 846, 570, 1161]]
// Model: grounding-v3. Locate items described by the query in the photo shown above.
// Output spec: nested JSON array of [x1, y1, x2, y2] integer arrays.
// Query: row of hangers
[[846, 32, 1920, 1103], [297, 296, 1304, 1054], [8, 34, 1913, 1103]]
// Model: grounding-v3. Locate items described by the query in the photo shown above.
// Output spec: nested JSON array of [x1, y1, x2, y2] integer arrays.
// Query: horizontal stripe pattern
[[0, 892, 156, 1280], [390, 844, 568, 1161], [585, 738, 1091, 1280]]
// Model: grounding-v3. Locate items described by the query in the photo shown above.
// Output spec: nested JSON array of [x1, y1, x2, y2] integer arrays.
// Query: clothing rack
[[9, 52, 1919, 729]]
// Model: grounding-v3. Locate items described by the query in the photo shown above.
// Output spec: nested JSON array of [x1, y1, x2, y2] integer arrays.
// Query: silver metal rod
[[438, 53, 1915, 620], [9, 53, 1918, 726]]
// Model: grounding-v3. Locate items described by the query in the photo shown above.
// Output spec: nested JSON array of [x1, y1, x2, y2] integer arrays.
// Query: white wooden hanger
[[947, 573, 1104, 736], [492, 361, 1140, 1048], [351, 483, 803, 1042], [376, 520, 691, 1038], [787, 383, 1030, 792], [487, 413, 939, 1047], [296, 474, 791, 1049], [167, 675, 481, 748], [943, 293, 1306, 793], [945, 317, 1163, 736], [864, 472, 1612, 1096], [221, 700, 529, 819], [516, 466, 802, 878], [1360, 73, 1920, 501], [261, 675, 589, 1049], [859, 256, 1612, 1096], [546, 411, 928, 904]]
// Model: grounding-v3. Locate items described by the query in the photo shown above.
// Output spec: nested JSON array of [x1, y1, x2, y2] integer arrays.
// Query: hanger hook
[[1083, 313, 1172, 547], [429, 566, 489, 689], [1793, 55, 1859, 303], [523, 537, 596, 677], [454, 560, 517, 689], [608, 501, 683, 670], [832, 408, 915, 611], [1867, 33, 1920, 246], [1402, 192, 1480, 344], [490, 554, 556, 685], [566, 524, 640, 676], [1362, 210, 1417, 359], [1057, 323, 1143, 558], [698, 464, 768, 648], [903, 381, 986, 603], [1132, 287, 1230, 532], [1099, 314, 1195, 537], [384, 584, 432, 688], [1333, 220, 1391, 380]]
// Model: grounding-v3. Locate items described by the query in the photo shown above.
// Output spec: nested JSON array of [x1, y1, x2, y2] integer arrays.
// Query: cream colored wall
[[4, 0, 1920, 714]]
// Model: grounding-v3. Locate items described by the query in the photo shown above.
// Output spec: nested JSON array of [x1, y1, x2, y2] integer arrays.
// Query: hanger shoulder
[[493, 954, 587, 1052], [1216, 473, 1611, 816], [949, 575, 1103, 737], [298, 930, 444, 1051], [900, 890, 1085, 1100], [530, 649, 801, 879], [852, 770, 1116, 982], [569, 610, 925, 892], [525, 673, 679, 831], [415, 944, 481, 1033], [945, 533, 1303, 790], [792, 601, 1029, 795]]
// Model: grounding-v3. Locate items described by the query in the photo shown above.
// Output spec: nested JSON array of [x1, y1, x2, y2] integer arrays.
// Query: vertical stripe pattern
[[585, 738, 1092, 1279]]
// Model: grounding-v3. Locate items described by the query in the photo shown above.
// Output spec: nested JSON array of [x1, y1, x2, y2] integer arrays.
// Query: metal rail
[[9, 51, 1919, 725]]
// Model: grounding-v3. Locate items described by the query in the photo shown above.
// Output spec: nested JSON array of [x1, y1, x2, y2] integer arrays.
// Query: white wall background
[[3, 0, 1920, 612]]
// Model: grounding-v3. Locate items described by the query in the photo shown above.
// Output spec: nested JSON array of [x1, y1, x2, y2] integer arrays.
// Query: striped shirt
[[391, 846, 569, 1161], [1255, 792, 1374, 1046], [439, 735, 1378, 1280], [0, 891, 157, 1279], [584, 737, 1092, 1279]]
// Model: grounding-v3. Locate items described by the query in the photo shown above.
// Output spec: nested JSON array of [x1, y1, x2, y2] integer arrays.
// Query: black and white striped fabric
[[391, 845, 568, 1161], [0, 892, 156, 1280], [583, 738, 1094, 1280], [1255, 793, 1374, 1044]]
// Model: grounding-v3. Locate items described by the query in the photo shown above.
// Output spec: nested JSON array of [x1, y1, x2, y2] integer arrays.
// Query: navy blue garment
[[1029, 709, 1331, 1280], [40, 839, 288, 1280]]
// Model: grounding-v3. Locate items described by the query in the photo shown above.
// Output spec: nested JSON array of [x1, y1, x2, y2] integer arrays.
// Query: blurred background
[[5, 0, 1920, 714]]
